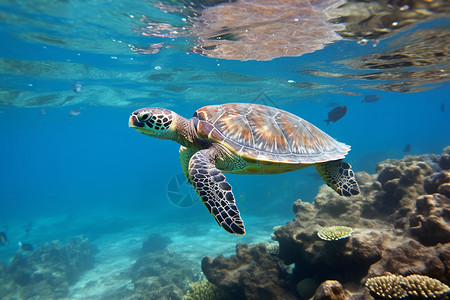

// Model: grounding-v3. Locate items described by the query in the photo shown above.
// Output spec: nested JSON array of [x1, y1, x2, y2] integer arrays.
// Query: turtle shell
[[193, 103, 350, 164]]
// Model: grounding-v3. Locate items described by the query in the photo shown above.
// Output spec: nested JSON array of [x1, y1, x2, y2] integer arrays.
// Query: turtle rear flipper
[[315, 159, 360, 196], [188, 149, 245, 235]]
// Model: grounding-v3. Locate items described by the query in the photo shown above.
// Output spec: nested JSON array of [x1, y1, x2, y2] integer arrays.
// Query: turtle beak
[[129, 115, 143, 128], [128, 115, 135, 127]]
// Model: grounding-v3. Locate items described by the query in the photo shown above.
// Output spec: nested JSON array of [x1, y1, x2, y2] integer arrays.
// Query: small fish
[[287, 263, 296, 274], [404, 143, 411, 153], [38, 108, 46, 116], [73, 82, 82, 93], [442, 103, 445, 112], [324, 105, 347, 125], [24, 222, 33, 235], [362, 94, 380, 103], [325, 102, 339, 108], [69, 109, 82, 116], [18, 241, 34, 251], [0, 232, 7, 245]]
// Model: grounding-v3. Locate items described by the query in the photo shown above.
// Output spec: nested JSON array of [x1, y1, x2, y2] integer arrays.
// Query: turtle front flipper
[[188, 149, 245, 235], [315, 159, 360, 196]]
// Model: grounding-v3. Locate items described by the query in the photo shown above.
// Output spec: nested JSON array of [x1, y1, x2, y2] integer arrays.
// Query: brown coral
[[424, 171, 450, 194], [0, 237, 96, 299], [409, 194, 450, 246], [201, 243, 297, 300], [201, 147, 450, 300], [365, 239, 450, 283]]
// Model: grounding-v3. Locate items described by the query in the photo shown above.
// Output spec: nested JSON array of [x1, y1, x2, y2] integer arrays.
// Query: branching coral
[[317, 226, 353, 241], [365, 274, 408, 299], [403, 274, 450, 299], [365, 274, 450, 299], [184, 279, 225, 300]]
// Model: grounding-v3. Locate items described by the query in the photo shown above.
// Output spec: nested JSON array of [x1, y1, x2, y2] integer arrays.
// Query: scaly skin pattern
[[188, 149, 245, 235]]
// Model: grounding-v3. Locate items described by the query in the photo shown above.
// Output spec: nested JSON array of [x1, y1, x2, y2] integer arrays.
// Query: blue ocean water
[[0, 0, 449, 298]]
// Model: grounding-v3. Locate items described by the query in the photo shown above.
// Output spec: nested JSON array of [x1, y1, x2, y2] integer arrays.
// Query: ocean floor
[[0, 209, 285, 299], [71, 215, 280, 299], [3, 149, 449, 299]]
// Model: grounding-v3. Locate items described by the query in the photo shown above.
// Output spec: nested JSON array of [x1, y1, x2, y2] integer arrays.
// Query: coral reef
[[201, 147, 450, 299], [141, 233, 172, 253], [184, 279, 227, 300], [0, 237, 96, 299], [128, 249, 198, 300], [96, 234, 202, 300], [202, 243, 297, 300]]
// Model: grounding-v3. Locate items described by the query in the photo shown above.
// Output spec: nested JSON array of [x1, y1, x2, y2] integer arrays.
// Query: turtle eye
[[138, 112, 152, 121]]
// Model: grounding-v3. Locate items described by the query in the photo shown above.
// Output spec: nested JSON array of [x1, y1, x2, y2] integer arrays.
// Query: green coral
[[317, 226, 353, 241], [184, 279, 226, 300]]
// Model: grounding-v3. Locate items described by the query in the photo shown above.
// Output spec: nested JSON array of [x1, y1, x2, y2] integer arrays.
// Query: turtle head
[[129, 107, 177, 140]]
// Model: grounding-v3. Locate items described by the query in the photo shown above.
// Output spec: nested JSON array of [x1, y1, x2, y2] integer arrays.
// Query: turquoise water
[[0, 0, 449, 298]]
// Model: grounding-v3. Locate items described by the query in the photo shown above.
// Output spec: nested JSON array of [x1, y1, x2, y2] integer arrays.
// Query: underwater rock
[[373, 158, 434, 216], [130, 249, 196, 300], [409, 193, 450, 246], [0, 237, 96, 299], [376, 165, 402, 185], [141, 233, 172, 253], [440, 153, 450, 170], [201, 243, 297, 300], [424, 170, 450, 194], [438, 183, 450, 198], [296, 277, 318, 299], [365, 239, 450, 283], [313, 280, 348, 300]]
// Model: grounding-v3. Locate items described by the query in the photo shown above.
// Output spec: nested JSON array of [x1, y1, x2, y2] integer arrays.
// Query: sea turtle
[[129, 103, 360, 235]]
